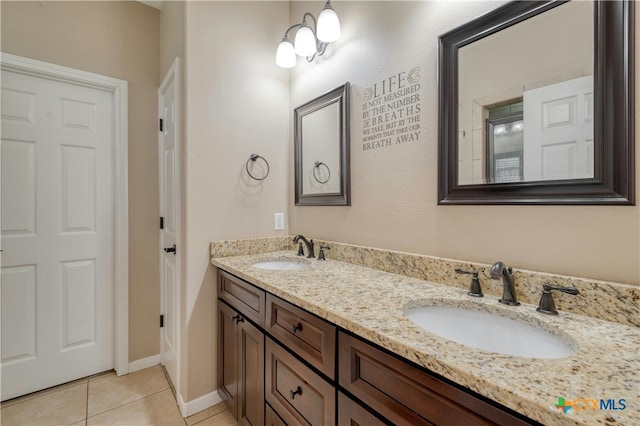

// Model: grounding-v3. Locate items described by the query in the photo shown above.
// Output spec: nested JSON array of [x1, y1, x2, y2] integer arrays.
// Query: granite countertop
[[211, 250, 639, 426]]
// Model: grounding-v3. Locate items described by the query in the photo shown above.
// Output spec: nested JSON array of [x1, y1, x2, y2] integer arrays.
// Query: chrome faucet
[[489, 261, 520, 306], [292, 235, 314, 258]]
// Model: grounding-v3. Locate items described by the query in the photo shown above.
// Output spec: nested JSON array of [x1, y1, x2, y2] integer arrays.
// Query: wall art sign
[[362, 67, 422, 151]]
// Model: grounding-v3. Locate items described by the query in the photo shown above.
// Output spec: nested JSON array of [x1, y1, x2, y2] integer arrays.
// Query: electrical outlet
[[274, 213, 285, 230]]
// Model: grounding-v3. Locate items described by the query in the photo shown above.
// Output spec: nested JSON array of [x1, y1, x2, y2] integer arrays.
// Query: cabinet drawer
[[265, 403, 287, 426], [266, 294, 336, 379], [218, 269, 266, 327], [339, 332, 533, 426], [338, 391, 387, 426], [266, 338, 335, 426]]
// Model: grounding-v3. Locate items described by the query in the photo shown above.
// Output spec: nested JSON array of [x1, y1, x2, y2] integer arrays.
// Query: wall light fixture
[[275, 0, 341, 68]]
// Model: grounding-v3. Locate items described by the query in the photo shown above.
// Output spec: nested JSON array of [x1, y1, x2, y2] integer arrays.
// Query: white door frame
[[158, 57, 181, 395], [0, 53, 130, 376]]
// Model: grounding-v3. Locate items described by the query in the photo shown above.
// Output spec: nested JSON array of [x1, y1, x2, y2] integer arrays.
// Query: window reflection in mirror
[[457, 0, 594, 186], [486, 101, 524, 183]]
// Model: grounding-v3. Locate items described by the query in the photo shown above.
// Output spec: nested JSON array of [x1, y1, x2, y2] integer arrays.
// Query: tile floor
[[0, 365, 237, 426]]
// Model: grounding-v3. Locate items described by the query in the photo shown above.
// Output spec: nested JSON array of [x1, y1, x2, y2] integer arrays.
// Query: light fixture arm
[[282, 23, 302, 39], [306, 13, 330, 59], [303, 12, 316, 27]]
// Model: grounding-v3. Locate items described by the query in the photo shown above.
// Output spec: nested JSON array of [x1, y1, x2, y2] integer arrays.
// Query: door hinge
[[160, 315, 164, 328], [159, 118, 164, 132], [160, 217, 164, 229]]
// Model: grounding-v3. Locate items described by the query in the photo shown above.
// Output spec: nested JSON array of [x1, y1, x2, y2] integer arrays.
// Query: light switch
[[274, 213, 285, 230]]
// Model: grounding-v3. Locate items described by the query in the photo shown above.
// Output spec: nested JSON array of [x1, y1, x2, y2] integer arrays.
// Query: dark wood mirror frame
[[438, 0, 635, 205], [294, 82, 350, 206]]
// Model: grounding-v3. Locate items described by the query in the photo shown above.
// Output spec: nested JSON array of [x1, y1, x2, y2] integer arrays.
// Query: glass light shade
[[317, 4, 341, 42], [276, 38, 296, 68], [294, 23, 317, 57]]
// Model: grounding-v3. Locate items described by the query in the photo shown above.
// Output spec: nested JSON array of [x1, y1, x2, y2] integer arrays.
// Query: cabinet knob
[[290, 322, 302, 334], [289, 386, 302, 399]]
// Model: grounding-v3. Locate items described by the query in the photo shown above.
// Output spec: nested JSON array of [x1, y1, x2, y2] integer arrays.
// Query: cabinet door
[[239, 317, 265, 426], [218, 301, 239, 416], [218, 300, 265, 426]]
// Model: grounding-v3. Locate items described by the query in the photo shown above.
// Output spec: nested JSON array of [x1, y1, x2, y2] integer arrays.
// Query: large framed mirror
[[295, 82, 350, 206], [438, 0, 634, 205]]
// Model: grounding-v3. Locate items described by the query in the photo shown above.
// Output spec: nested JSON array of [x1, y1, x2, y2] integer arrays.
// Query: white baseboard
[[178, 390, 222, 418], [128, 354, 161, 373]]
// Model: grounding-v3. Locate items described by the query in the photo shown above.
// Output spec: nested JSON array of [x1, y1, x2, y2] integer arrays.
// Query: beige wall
[[1, 1, 161, 362], [160, 1, 185, 79], [289, 1, 640, 286], [181, 1, 290, 400]]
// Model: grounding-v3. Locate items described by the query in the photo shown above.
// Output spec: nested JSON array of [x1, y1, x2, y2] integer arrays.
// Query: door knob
[[163, 244, 176, 254]]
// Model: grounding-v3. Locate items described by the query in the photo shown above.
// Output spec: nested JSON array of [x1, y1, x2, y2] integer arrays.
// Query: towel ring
[[246, 154, 270, 181], [313, 161, 331, 184]]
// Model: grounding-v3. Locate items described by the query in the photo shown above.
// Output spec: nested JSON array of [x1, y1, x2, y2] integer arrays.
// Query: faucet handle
[[537, 283, 580, 315], [455, 268, 483, 297], [455, 268, 477, 276], [317, 245, 330, 261], [543, 283, 580, 295]]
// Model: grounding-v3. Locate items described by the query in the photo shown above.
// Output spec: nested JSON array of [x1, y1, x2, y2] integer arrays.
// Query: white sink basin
[[251, 261, 307, 271], [404, 305, 576, 359]]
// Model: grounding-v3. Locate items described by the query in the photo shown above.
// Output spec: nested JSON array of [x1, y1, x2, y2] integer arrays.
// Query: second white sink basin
[[251, 261, 307, 271], [404, 305, 576, 359]]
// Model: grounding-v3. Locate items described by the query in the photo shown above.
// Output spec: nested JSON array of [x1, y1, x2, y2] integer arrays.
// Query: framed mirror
[[438, 0, 635, 205], [295, 82, 350, 206]]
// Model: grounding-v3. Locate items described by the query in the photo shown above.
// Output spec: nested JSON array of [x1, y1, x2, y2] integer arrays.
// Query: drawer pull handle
[[232, 315, 244, 324], [290, 323, 302, 334], [289, 386, 302, 399]]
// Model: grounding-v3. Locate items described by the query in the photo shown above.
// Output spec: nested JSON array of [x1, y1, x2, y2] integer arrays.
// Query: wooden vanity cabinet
[[339, 332, 533, 426], [216, 268, 535, 426]]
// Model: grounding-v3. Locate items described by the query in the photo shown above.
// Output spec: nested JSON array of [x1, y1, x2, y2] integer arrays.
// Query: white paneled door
[[523, 75, 594, 181], [1, 69, 114, 400], [159, 59, 180, 391]]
